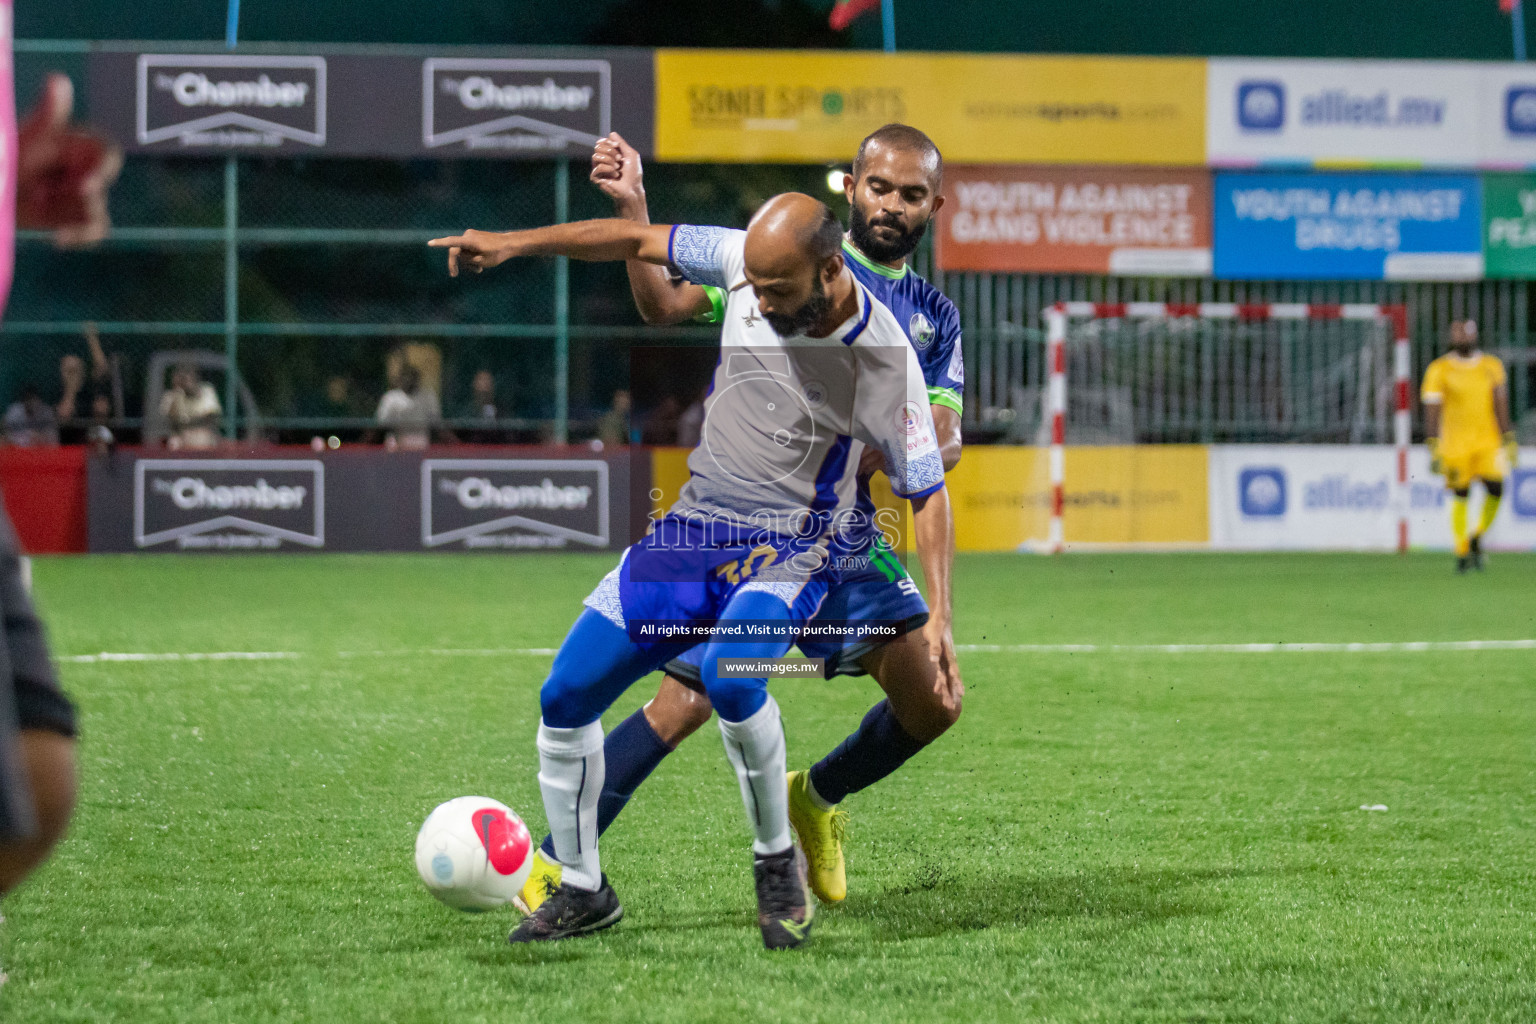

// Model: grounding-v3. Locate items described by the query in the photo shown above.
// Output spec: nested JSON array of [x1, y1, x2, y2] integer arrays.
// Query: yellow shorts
[[1442, 446, 1508, 491]]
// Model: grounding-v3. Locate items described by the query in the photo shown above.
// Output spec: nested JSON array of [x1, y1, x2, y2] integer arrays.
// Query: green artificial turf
[[2, 552, 1534, 1022]]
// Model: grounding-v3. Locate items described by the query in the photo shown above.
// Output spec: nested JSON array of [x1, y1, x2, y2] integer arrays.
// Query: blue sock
[[539, 707, 673, 860], [808, 700, 927, 805]]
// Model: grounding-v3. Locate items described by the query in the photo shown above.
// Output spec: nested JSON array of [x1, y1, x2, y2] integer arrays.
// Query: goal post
[[1042, 301, 1412, 554]]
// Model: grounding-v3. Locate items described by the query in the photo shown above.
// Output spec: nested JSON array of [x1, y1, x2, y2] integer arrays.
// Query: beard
[[849, 199, 928, 263], [764, 277, 832, 338]]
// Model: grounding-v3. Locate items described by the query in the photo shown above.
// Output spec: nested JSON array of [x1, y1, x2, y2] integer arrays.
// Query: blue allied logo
[[1512, 469, 1536, 518], [1506, 88, 1536, 136], [1237, 81, 1286, 131], [908, 312, 935, 350], [1239, 467, 1287, 517], [431, 852, 455, 882]]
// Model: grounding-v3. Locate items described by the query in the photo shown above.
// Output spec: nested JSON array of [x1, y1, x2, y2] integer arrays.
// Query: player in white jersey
[[430, 193, 955, 949]]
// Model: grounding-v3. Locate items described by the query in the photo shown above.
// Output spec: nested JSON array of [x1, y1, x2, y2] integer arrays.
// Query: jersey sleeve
[[1420, 360, 1443, 404], [925, 298, 964, 416], [1488, 355, 1508, 388], [667, 225, 746, 290], [852, 337, 946, 500], [694, 285, 727, 324]]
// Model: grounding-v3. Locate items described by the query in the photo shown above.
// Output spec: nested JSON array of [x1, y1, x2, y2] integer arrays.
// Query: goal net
[[996, 302, 1412, 553]]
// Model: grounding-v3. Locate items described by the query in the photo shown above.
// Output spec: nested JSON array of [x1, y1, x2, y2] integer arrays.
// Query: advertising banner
[[1466, 64, 1536, 168], [1481, 173, 1536, 277], [936, 165, 1213, 275], [87, 49, 655, 158], [1209, 59, 1536, 170], [88, 450, 642, 552], [654, 50, 1205, 165], [1208, 445, 1536, 551], [868, 445, 1209, 551], [1207, 59, 1481, 168], [131, 459, 325, 550], [1213, 172, 1483, 280], [421, 459, 609, 549]]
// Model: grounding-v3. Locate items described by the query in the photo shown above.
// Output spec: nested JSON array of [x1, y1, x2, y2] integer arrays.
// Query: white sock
[[718, 696, 792, 857], [804, 773, 835, 811], [536, 720, 605, 892]]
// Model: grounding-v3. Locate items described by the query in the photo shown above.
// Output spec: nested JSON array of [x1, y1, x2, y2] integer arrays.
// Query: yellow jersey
[[1421, 352, 1506, 457]]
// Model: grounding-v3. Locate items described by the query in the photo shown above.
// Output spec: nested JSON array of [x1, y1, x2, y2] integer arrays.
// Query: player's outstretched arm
[[910, 486, 962, 707], [591, 132, 713, 326], [427, 219, 674, 277]]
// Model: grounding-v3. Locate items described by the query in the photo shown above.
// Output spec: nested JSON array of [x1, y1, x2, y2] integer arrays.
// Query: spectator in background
[[55, 322, 114, 441], [3, 387, 59, 446], [470, 370, 500, 419], [159, 364, 221, 449], [376, 363, 444, 449], [84, 396, 114, 453], [596, 389, 631, 448], [297, 373, 371, 434], [641, 394, 681, 445], [321, 375, 361, 418], [457, 369, 504, 443], [676, 385, 707, 448], [301, 374, 370, 423]]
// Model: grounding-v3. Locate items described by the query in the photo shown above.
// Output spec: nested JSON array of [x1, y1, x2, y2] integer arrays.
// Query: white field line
[[56, 640, 1536, 664], [957, 640, 1536, 654], [338, 648, 561, 658], [58, 651, 301, 664]]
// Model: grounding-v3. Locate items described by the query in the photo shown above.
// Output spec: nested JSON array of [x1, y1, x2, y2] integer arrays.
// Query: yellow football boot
[[515, 848, 562, 916], [786, 770, 848, 903]]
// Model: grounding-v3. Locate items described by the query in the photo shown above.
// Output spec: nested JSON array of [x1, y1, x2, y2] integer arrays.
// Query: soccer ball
[[414, 796, 534, 912]]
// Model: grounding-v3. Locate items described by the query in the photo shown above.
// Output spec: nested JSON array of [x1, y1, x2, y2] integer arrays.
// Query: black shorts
[[0, 508, 78, 841]]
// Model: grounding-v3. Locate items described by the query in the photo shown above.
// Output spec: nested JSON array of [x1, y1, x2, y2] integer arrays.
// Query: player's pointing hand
[[427, 229, 516, 277]]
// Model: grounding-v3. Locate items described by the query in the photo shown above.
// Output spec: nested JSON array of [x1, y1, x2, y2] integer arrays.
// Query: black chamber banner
[[88, 449, 649, 553], [86, 49, 655, 159]]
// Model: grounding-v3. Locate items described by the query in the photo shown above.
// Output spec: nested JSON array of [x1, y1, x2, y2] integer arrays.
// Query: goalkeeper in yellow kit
[[1421, 319, 1517, 573]]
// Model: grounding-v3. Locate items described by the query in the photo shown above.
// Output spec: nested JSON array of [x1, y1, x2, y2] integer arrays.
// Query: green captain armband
[[927, 386, 963, 416], [694, 285, 726, 324]]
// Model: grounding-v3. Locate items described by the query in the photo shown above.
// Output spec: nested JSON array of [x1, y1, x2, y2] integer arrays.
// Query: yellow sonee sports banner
[[655, 50, 1206, 166]]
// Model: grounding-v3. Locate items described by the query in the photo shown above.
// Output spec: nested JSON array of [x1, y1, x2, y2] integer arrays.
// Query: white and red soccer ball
[[414, 797, 533, 912]]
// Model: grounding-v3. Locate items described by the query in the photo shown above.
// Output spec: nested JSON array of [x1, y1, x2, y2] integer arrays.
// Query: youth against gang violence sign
[[936, 166, 1213, 276]]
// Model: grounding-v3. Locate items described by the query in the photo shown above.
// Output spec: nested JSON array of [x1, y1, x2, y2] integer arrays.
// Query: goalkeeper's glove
[[1427, 437, 1444, 476], [1504, 431, 1519, 469]]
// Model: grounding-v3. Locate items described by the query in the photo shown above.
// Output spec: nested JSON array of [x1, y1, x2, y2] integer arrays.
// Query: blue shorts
[[582, 514, 832, 655], [664, 538, 928, 683]]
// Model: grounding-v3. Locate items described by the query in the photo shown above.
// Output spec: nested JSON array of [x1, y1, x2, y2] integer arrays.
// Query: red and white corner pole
[[1391, 306, 1411, 554], [1046, 305, 1067, 554]]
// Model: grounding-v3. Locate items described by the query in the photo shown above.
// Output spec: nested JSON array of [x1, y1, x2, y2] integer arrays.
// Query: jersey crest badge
[[909, 312, 935, 350]]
